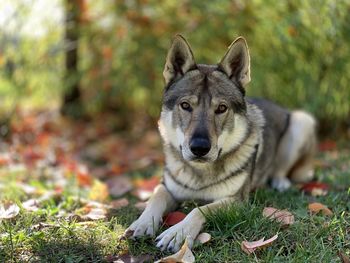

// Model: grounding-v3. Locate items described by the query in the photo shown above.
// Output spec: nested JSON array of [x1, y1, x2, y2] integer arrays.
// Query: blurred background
[[1, 0, 350, 136], [1, 2, 350, 261]]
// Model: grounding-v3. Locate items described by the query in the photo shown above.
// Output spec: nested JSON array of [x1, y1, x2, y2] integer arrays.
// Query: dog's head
[[159, 35, 251, 163]]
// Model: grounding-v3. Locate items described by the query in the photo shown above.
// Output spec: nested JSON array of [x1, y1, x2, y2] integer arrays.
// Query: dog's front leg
[[155, 196, 237, 252], [125, 184, 177, 238]]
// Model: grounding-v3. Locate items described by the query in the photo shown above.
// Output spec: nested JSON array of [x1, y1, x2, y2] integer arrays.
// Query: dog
[[125, 35, 316, 252]]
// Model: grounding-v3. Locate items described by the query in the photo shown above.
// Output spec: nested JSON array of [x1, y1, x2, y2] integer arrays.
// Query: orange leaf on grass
[[63, 160, 79, 174], [77, 170, 93, 187], [0, 154, 11, 166], [318, 139, 337, 152], [78, 202, 109, 221], [36, 131, 51, 146], [132, 176, 160, 200], [163, 211, 187, 227], [133, 176, 160, 191], [241, 234, 278, 254], [110, 164, 125, 175], [308, 202, 333, 216], [263, 207, 294, 226]]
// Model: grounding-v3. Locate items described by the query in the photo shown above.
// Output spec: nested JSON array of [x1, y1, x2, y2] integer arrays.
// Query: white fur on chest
[[164, 170, 248, 202]]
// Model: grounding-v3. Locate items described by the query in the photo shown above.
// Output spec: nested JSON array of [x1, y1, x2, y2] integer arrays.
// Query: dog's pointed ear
[[163, 34, 196, 86], [219, 37, 250, 87]]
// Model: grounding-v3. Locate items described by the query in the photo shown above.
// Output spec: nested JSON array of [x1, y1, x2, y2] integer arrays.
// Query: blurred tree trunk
[[61, 0, 86, 118]]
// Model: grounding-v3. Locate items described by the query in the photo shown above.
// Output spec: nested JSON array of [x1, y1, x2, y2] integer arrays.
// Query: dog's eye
[[215, 104, 228, 114], [180, 102, 192, 111]]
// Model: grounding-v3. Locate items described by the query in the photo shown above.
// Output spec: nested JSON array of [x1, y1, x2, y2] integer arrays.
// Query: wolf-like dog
[[125, 35, 316, 252]]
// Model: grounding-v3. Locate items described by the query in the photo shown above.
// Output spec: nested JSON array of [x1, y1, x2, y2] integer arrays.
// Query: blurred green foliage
[[0, 0, 63, 114], [1, 0, 350, 125]]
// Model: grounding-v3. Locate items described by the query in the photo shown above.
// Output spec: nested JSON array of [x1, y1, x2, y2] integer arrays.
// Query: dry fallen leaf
[[241, 237, 265, 254], [106, 176, 133, 198], [0, 154, 11, 166], [338, 251, 350, 263], [17, 183, 38, 195], [241, 234, 278, 254], [132, 176, 160, 201], [82, 208, 107, 220], [163, 211, 187, 227], [76, 166, 93, 187], [196, 232, 211, 244], [155, 238, 195, 263], [38, 190, 61, 202], [110, 198, 129, 209], [318, 140, 337, 152], [263, 207, 294, 226], [0, 203, 20, 219], [83, 200, 112, 209], [133, 176, 160, 191], [112, 253, 152, 263], [88, 180, 109, 202], [23, 148, 43, 166], [308, 202, 333, 216], [310, 188, 328, 197], [22, 199, 40, 212]]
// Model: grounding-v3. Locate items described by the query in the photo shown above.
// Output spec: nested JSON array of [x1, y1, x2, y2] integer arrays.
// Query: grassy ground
[[0, 145, 349, 262]]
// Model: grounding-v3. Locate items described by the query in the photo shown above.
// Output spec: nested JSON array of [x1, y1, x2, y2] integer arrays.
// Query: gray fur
[[125, 35, 317, 253], [247, 98, 291, 187]]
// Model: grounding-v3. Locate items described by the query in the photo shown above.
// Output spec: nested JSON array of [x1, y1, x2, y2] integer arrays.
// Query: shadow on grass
[[31, 239, 106, 262]]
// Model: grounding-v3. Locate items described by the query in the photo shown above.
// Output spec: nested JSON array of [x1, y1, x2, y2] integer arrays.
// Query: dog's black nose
[[190, 138, 211, 157]]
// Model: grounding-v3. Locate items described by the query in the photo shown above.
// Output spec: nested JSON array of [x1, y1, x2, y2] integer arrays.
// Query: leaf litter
[[308, 202, 333, 216], [0, 203, 20, 219], [0, 109, 166, 231], [22, 199, 40, 212], [131, 176, 160, 201], [241, 234, 279, 254], [1, 108, 346, 261], [263, 207, 295, 226], [155, 238, 195, 263]]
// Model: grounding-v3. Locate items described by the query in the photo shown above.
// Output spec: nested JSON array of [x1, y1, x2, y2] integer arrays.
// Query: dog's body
[[125, 35, 316, 252]]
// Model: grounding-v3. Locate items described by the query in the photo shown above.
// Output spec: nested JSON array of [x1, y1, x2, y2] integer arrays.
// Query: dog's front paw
[[271, 177, 291, 192], [155, 210, 204, 252], [125, 213, 161, 238]]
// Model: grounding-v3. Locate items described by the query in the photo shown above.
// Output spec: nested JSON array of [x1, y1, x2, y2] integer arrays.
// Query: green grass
[[0, 148, 349, 262]]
